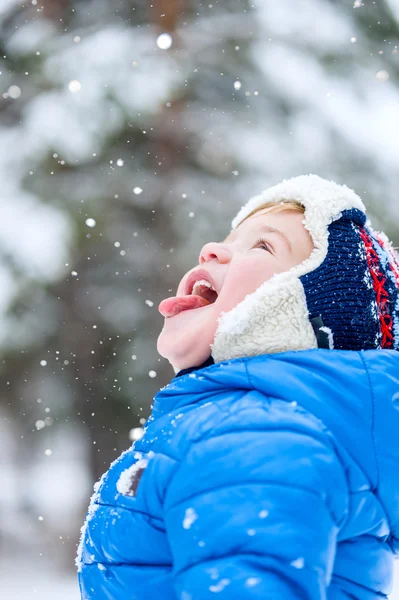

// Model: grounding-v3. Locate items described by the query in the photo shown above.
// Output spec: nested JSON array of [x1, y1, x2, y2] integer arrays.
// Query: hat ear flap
[[300, 210, 378, 351], [310, 317, 334, 350]]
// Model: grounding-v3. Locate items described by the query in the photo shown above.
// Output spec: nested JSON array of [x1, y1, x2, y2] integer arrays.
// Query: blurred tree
[[0, 0, 398, 569], [0, 0, 257, 491]]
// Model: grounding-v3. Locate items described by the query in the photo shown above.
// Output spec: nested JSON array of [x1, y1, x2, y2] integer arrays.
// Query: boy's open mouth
[[158, 280, 218, 318]]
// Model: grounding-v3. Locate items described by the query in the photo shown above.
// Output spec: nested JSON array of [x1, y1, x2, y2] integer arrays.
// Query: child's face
[[157, 209, 314, 371]]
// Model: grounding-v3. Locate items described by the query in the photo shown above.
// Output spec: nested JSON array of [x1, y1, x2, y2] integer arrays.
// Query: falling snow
[[156, 33, 173, 50], [128, 427, 144, 441], [68, 80, 81, 92], [8, 85, 21, 98], [1, 1, 399, 598], [376, 70, 390, 82]]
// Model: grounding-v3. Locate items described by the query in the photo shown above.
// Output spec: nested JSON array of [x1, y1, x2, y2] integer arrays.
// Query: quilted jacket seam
[[82, 560, 172, 568], [359, 352, 380, 491], [165, 479, 340, 523], [174, 548, 324, 579], [94, 499, 162, 521], [166, 425, 348, 526]]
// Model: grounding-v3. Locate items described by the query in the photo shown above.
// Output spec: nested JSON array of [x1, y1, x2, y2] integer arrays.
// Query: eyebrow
[[224, 224, 292, 253]]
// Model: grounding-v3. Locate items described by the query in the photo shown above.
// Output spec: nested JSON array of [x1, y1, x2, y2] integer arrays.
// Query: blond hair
[[238, 200, 305, 226]]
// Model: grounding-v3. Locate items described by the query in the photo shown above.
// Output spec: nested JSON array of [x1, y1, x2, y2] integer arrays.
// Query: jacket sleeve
[[163, 396, 349, 599]]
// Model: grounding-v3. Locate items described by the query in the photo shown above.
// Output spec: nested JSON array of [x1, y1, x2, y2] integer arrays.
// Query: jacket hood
[[154, 349, 399, 553]]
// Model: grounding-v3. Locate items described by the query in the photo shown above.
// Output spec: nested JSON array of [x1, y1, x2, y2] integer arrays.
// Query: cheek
[[217, 258, 272, 311]]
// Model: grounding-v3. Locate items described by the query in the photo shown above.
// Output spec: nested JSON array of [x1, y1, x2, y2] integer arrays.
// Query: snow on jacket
[[77, 348, 399, 599]]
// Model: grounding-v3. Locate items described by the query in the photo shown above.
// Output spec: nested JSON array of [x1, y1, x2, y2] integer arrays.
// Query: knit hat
[[210, 174, 399, 364]]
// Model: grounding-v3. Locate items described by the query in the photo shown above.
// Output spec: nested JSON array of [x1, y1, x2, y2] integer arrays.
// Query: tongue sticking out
[[158, 294, 212, 318]]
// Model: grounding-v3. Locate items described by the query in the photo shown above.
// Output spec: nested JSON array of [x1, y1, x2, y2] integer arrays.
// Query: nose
[[199, 241, 232, 265]]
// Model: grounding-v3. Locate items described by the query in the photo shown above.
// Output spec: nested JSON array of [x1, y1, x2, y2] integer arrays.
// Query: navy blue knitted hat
[[210, 174, 399, 364], [301, 207, 399, 351]]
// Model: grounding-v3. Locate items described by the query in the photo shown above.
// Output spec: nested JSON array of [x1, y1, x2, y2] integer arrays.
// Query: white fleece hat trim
[[210, 174, 367, 364]]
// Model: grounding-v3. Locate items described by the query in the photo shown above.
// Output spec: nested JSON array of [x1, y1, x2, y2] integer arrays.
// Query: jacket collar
[[174, 355, 215, 379]]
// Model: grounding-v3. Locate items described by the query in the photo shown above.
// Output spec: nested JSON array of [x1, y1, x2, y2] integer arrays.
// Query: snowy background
[[0, 0, 398, 597]]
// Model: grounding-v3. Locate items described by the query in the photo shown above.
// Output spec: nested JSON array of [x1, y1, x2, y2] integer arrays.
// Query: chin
[[156, 327, 185, 365], [156, 328, 170, 360], [156, 303, 220, 369], [157, 328, 212, 372]]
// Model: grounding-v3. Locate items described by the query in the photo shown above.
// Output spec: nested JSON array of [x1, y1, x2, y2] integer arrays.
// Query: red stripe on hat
[[359, 228, 394, 349], [374, 232, 399, 286]]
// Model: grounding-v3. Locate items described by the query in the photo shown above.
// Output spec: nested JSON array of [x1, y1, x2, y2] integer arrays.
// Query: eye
[[253, 237, 273, 253]]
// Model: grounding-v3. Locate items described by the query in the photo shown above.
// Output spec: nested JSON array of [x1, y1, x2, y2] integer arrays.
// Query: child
[[76, 174, 399, 599]]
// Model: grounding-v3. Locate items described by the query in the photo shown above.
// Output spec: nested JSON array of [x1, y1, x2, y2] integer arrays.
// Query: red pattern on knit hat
[[374, 232, 399, 286], [359, 228, 394, 349]]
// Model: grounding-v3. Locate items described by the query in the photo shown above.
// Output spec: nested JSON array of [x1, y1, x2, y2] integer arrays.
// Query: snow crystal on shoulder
[[116, 458, 148, 496], [245, 577, 261, 587], [290, 557, 305, 569], [209, 578, 230, 593], [182, 507, 198, 529]]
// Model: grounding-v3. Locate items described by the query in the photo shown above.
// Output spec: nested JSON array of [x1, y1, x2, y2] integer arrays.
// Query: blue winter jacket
[[77, 349, 399, 599]]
